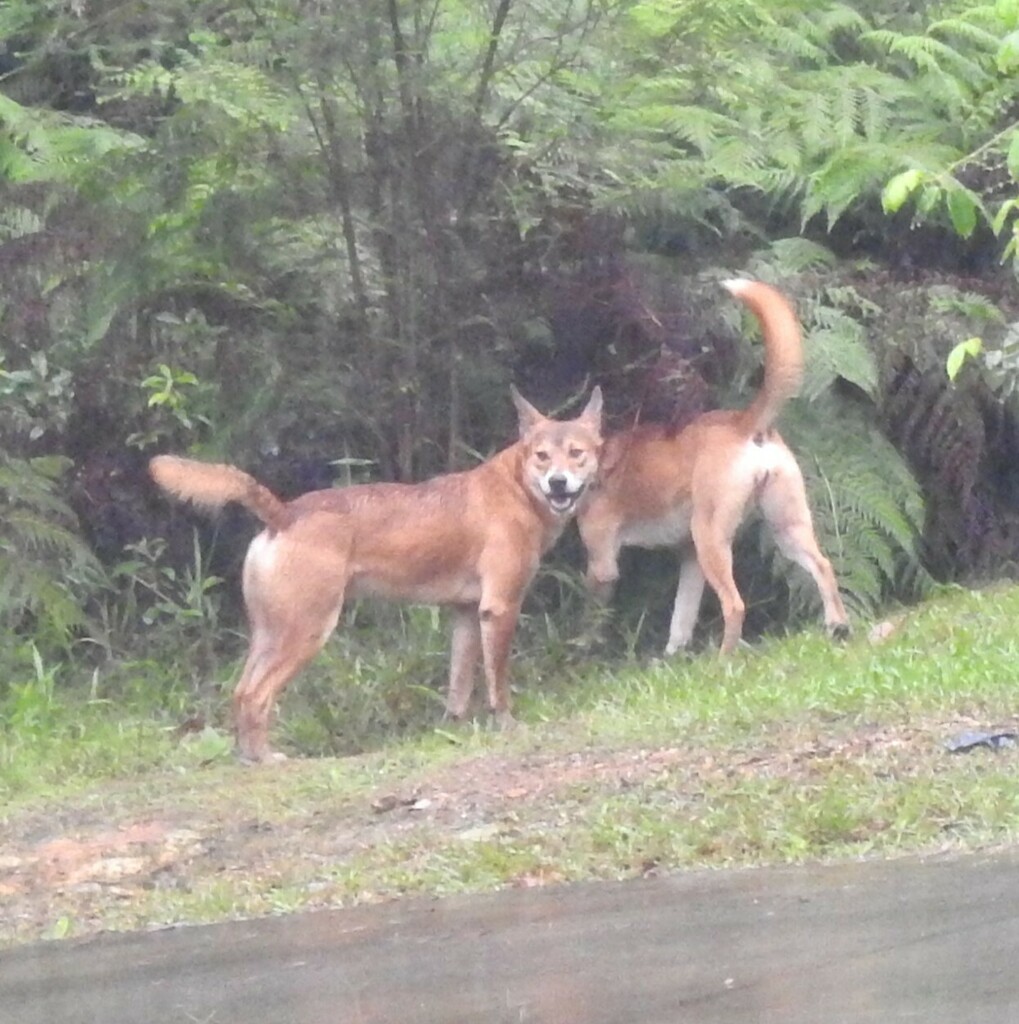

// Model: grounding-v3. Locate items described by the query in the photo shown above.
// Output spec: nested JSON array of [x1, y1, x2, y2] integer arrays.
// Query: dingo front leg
[[479, 595, 523, 729]]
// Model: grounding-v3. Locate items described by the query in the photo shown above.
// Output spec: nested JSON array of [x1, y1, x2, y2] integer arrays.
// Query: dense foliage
[[3, 0, 1019, 742]]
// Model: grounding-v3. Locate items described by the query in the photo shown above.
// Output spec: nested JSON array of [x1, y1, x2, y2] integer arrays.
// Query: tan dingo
[[577, 279, 848, 655], [150, 387, 603, 762]]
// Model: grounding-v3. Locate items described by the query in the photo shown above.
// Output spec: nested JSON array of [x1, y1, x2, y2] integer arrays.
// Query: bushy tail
[[722, 278, 804, 436], [149, 455, 290, 532]]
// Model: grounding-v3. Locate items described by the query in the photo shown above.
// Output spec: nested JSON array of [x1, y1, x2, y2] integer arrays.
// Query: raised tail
[[149, 455, 291, 533], [722, 278, 804, 436]]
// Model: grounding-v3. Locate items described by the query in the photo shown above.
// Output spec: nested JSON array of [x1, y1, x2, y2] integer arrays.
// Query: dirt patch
[[0, 744, 702, 943], [0, 717, 1001, 947]]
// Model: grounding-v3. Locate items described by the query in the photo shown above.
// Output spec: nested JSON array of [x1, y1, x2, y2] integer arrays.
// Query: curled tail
[[722, 278, 804, 436], [149, 455, 291, 533]]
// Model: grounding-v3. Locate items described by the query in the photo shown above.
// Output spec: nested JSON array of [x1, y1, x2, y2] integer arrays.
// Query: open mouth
[[544, 487, 584, 515]]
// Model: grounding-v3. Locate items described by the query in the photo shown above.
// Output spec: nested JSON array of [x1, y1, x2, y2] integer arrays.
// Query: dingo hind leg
[[445, 603, 482, 720], [759, 457, 849, 640], [690, 510, 746, 654], [688, 467, 756, 654], [233, 532, 349, 763], [233, 625, 333, 763]]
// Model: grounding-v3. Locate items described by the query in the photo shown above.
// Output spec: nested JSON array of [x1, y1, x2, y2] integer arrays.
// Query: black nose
[[548, 473, 569, 496]]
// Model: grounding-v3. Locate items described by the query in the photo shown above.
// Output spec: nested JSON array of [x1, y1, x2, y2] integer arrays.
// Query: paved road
[[3, 852, 1018, 1023]]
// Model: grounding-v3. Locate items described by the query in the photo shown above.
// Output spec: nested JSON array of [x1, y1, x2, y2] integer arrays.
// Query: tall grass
[[5, 577, 1019, 809]]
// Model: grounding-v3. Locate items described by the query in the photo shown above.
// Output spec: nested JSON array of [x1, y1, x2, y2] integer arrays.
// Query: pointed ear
[[580, 385, 603, 433], [510, 385, 545, 437]]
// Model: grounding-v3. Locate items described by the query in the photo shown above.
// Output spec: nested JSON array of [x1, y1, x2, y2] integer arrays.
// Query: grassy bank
[[3, 582, 1019, 947]]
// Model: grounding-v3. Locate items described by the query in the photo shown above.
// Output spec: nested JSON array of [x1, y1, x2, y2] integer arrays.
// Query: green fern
[[801, 324, 879, 401], [870, 280, 1019, 577], [929, 288, 1006, 324], [930, 17, 1008, 54], [0, 94, 143, 186], [605, 1, 1015, 231], [747, 237, 838, 274], [0, 456, 98, 658], [111, 50, 295, 133], [863, 29, 990, 81]]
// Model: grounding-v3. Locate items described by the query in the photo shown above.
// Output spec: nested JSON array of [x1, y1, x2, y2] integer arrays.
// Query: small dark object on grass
[[945, 731, 1018, 754]]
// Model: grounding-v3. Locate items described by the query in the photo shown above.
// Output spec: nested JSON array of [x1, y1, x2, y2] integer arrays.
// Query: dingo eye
[[569, 447, 586, 460], [535, 450, 551, 463]]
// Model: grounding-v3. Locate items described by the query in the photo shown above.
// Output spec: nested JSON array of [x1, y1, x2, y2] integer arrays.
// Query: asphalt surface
[[3, 852, 1018, 1023]]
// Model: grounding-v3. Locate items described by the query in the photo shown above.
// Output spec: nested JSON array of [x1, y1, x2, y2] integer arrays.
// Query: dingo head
[[511, 385, 603, 517]]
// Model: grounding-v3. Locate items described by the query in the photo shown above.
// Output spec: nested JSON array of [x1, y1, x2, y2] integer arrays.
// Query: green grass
[[4, 581, 1019, 947]]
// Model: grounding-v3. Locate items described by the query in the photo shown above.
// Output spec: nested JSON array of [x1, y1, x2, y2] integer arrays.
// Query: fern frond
[[768, 397, 930, 617], [765, 25, 828, 64], [4, 512, 86, 553], [653, 105, 743, 154], [803, 144, 894, 228], [862, 30, 985, 79], [929, 18, 1005, 54], [811, 3, 870, 38], [802, 324, 879, 401], [749, 237, 838, 275], [0, 455, 99, 651], [929, 288, 1006, 323]]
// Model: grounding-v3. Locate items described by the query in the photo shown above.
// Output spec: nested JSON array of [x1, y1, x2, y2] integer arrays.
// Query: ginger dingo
[[577, 279, 848, 655], [150, 387, 603, 763]]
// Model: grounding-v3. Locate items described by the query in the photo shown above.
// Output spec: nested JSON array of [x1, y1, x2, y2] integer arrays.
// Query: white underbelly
[[348, 575, 483, 606], [620, 505, 693, 549], [615, 438, 790, 552]]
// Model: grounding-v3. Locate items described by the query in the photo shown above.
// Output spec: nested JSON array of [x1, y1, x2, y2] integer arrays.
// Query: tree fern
[[596, 1, 1018, 232]]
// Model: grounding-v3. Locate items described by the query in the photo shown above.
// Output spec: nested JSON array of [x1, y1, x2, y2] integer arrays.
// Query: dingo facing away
[[577, 279, 849, 655], [151, 387, 603, 763]]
